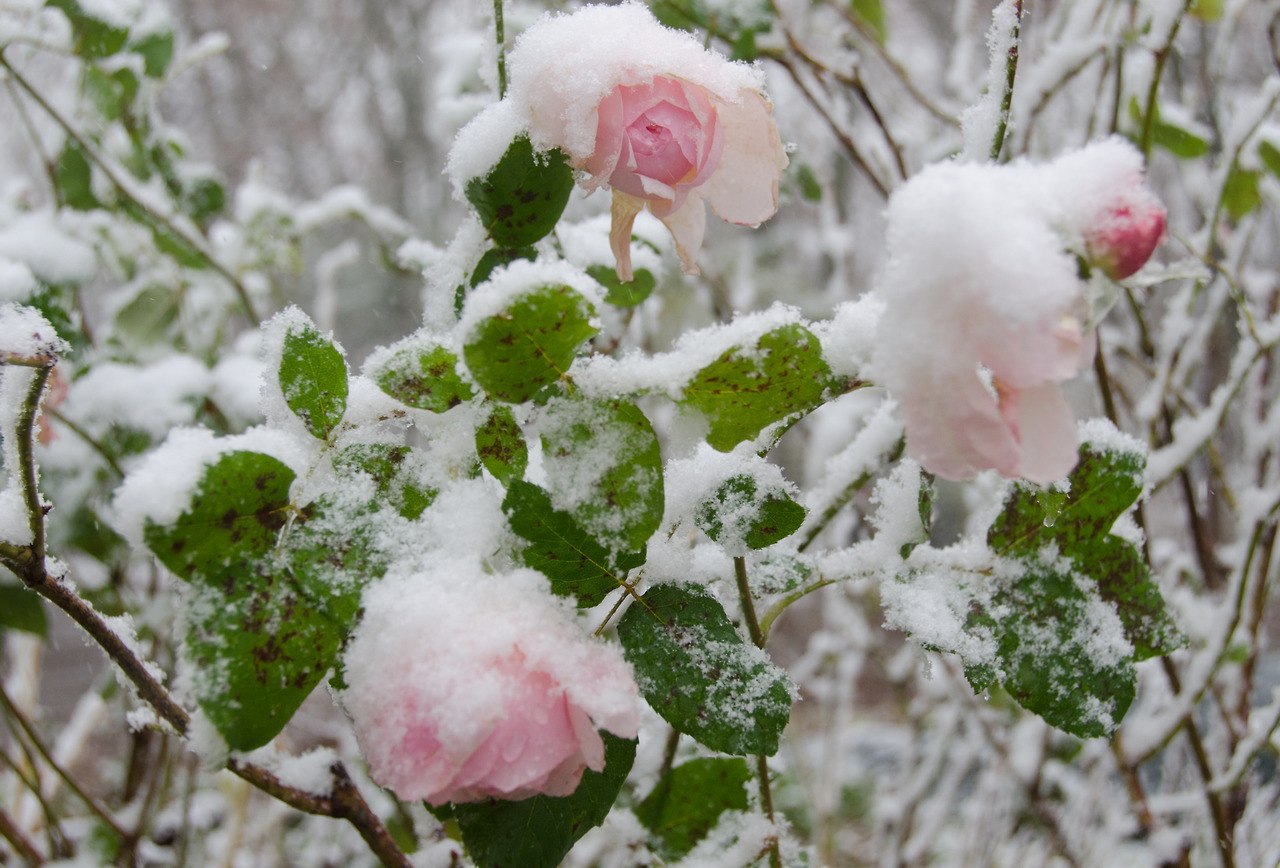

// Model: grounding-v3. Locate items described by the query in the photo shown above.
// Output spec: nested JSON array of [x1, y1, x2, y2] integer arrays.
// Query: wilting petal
[[610, 191, 647, 282], [659, 195, 708, 275], [705, 89, 788, 226], [1008, 382, 1079, 484]]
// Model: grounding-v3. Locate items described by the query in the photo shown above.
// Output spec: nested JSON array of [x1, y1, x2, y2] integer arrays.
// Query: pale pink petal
[[1009, 382, 1079, 484], [659, 195, 707, 275], [704, 89, 788, 226], [583, 88, 625, 186], [610, 191, 646, 282], [903, 370, 1020, 481], [448, 670, 584, 800]]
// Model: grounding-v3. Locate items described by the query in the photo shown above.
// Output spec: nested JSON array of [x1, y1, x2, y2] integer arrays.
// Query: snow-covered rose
[[872, 139, 1162, 484], [341, 563, 640, 805], [507, 2, 787, 280]]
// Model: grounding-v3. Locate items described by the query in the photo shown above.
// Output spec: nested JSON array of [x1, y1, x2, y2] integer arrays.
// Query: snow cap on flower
[[504, 2, 787, 280], [340, 560, 640, 805], [872, 138, 1162, 484]]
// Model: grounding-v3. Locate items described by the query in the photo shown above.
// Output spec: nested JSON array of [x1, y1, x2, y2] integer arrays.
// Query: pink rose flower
[[873, 140, 1162, 484], [506, 3, 788, 280], [341, 565, 640, 805]]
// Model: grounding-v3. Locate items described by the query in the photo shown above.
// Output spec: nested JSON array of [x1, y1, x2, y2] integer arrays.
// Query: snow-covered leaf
[[618, 583, 793, 755]]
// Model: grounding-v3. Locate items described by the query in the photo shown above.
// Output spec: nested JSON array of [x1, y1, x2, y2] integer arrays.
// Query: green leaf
[[463, 284, 598, 404], [587, 264, 656, 307], [183, 571, 341, 751], [681, 324, 836, 451], [636, 757, 751, 858], [1259, 140, 1280, 179], [649, 0, 772, 61], [465, 136, 574, 248], [794, 164, 823, 202], [502, 481, 636, 607], [113, 284, 179, 345], [539, 397, 664, 553], [1222, 167, 1261, 222], [975, 436, 1182, 736], [279, 318, 348, 439], [696, 474, 806, 551], [851, 0, 887, 43], [83, 64, 138, 121], [47, 0, 129, 59], [371, 341, 474, 413], [143, 451, 294, 582], [972, 562, 1137, 738], [183, 175, 226, 224], [143, 452, 343, 750], [130, 30, 174, 77], [55, 140, 99, 211], [475, 403, 527, 485], [618, 584, 794, 755], [451, 733, 636, 868], [0, 584, 48, 637]]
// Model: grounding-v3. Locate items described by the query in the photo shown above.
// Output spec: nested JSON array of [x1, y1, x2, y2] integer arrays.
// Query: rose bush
[[340, 564, 641, 805], [874, 139, 1164, 484], [505, 2, 788, 280]]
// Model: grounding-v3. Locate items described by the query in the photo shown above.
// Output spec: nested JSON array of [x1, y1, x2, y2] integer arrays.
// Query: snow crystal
[[0, 260, 37, 302], [0, 303, 68, 362], [812, 293, 883, 380], [0, 211, 96, 285], [238, 746, 338, 797], [444, 99, 528, 199], [66, 355, 212, 440]]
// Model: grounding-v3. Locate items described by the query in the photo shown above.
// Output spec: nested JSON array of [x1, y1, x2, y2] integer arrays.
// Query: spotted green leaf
[[463, 284, 597, 404], [618, 584, 794, 755], [681, 324, 837, 451], [465, 136, 573, 248]]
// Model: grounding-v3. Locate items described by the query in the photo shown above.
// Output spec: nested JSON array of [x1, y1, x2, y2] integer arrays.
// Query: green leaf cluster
[[974, 439, 1183, 737]]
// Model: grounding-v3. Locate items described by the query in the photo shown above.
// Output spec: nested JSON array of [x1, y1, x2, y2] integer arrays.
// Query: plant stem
[[0, 806, 44, 865], [733, 556, 767, 648], [732, 556, 782, 868], [493, 0, 507, 98], [990, 0, 1024, 162]]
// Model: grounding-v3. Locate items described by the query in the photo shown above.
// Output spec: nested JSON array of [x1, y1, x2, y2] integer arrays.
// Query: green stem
[[493, 0, 507, 98], [732, 557, 782, 868], [990, 0, 1024, 162], [1138, 1, 1191, 160]]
